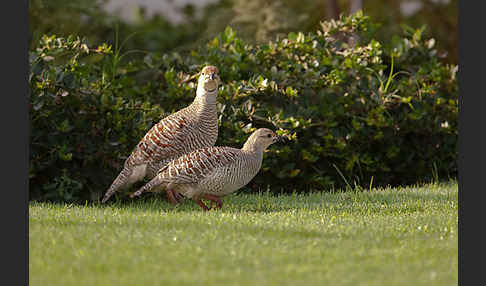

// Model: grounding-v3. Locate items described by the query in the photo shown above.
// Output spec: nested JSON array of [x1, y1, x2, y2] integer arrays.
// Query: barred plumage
[[102, 66, 221, 203], [130, 128, 284, 210]]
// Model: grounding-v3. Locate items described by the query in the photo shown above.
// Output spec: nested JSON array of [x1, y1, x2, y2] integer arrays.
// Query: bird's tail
[[130, 175, 163, 198], [102, 167, 133, 203]]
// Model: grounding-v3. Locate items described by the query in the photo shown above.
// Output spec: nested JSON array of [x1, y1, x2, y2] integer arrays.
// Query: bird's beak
[[209, 73, 215, 80], [275, 136, 286, 143]]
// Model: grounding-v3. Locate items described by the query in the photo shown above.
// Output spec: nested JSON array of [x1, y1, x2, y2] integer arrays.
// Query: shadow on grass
[[105, 192, 456, 215], [31, 182, 457, 214]]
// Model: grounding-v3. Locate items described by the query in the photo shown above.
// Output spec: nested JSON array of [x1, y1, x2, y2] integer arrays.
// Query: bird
[[130, 128, 284, 210], [102, 65, 221, 203]]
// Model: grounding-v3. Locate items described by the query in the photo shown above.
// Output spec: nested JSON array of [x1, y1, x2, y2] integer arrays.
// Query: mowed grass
[[29, 182, 458, 286]]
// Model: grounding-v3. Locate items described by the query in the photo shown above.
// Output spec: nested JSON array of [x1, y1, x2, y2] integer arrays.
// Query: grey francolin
[[102, 66, 221, 203], [130, 128, 284, 210]]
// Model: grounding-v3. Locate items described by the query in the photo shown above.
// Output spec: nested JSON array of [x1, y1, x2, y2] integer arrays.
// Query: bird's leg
[[195, 199, 210, 211], [166, 190, 180, 205], [173, 191, 185, 203], [200, 194, 223, 209]]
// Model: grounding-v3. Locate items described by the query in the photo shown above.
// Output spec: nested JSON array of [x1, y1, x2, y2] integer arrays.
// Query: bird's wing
[[158, 146, 241, 185], [125, 107, 192, 167]]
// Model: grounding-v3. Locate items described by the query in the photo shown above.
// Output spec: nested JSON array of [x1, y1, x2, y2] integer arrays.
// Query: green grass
[[29, 182, 458, 286]]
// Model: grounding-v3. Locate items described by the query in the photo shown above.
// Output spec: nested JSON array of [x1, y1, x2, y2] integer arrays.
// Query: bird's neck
[[191, 87, 217, 111], [241, 140, 266, 155], [240, 147, 264, 175]]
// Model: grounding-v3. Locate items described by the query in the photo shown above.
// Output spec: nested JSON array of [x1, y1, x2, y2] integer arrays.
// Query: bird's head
[[242, 128, 285, 152], [197, 65, 220, 93]]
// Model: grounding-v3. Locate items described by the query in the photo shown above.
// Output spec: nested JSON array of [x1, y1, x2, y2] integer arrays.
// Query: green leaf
[[288, 32, 297, 42]]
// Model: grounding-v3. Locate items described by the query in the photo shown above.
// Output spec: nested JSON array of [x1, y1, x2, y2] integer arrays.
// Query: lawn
[[29, 182, 458, 286]]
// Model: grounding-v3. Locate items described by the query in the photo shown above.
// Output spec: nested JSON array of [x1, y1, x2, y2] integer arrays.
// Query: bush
[[29, 12, 458, 202]]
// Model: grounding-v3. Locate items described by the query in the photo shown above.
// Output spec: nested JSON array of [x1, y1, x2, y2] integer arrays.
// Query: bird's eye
[[267, 134, 272, 138], [201, 72, 205, 75]]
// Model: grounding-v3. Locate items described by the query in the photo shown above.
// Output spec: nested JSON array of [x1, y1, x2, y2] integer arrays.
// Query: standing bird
[[130, 128, 284, 210], [102, 66, 221, 203]]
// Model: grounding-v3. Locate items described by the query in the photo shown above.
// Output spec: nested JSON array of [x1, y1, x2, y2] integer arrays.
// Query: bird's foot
[[166, 189, 184, 205], [196, 199, 210, 211], [200, 194, 222, 210]]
